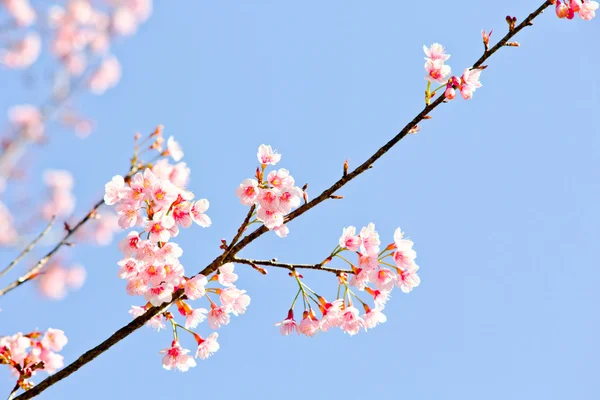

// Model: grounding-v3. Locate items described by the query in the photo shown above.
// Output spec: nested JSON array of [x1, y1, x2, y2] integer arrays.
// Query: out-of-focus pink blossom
[[37, 262, 86, 300], [579, 0, 599, 19], [88, 57, 121, 94], [8, 104, 44, 141], [2, 0, 36, 26], [1, 32, 41, 69]]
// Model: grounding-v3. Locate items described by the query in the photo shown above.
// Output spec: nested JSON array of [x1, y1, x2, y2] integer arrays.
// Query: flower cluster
[[554, 0, 598, 20], [236, 144, 305, 237], [105, 130, 250, 371], [37, 260, 86, 300], [0, 328, 67, 390], [276, 224, 419, 336], [423, 43, 483, 102]]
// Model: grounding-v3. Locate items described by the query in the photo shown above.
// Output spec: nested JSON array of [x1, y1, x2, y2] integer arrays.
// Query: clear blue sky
[[2, 1, 600, 399]]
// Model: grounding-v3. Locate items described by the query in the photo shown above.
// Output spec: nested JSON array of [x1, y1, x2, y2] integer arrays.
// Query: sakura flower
[[277, 186, 302, 214], [359, 223, 380, 256], [104, 175, 126, 205], [349, 268, 370, 291], [88, 56, 122, 95], [396, 265, 421, 293], [190, 199, 211, 227], [126, 277, 148, 296], [276, 309, 299, 335], [116, 202, 142, 229], [112, 6, 138, 36], [267, 168, 294, 188], [299, 312, 320, 337], [218, 263, 238, 287], [219, 287, 251, 316], [273, 224, 289, 238], [184, 274, 208, 300], [145, 212, 175, 243], [184, 308, 208, 329], [369, 268, 397, 292], [150, 180, 178, 209], [258, 188, 280, 211], [41, 328, 68, 352], [117, 258, 141, 280], [166, 136, 184, 161], [579, 0, 599, 19], [157, 242, 183, 263], [172, 201, 192, 228], [39, 349, 64, 373], [1, 32, 41, 69], [236, 178, 260, 205], [319, 299, 343, 332], [207, 305, 231, 329], [160, 341, 196, 372], [340, 306, 365, 336], [425, 59, 451, 84], [129, 306, 166, 331], [194, 333, 220, 360], [3, 0, 36, 26], [257, 144, 281, 165], [256, 208, 284, 230], [556, 0, 570, 17], [424, 43, 450, 61], [8, 104, 44, 141], [363, 307, 387, 329], [460, 68, 483, 100], [339, 226, 361, 251], [144, 282, 174, 306]]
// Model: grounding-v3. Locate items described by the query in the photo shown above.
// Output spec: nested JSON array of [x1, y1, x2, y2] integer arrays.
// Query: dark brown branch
[[233, 258, 352, 275], [0, 216, 55, 279], [13, 2, 553, 398], [220, 205, 256, 263]]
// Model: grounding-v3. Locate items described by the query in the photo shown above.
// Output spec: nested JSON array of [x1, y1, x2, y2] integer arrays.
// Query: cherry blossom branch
[[221, 205, 256, 262], [233, 257, 353, 275], [0, 216, 55, 280], [0, 199, 105, 298], [12, 2, 554, 398]]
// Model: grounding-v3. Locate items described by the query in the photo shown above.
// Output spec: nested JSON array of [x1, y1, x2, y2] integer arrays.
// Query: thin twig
[[13, 2, 552, 398], [0, 216, 56, 279], [233, 257, 352, 275], [220, 205, 256, 262]]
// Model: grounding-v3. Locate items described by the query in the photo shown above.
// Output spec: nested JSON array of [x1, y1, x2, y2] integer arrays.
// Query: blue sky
[[1, 1, 600, 399]]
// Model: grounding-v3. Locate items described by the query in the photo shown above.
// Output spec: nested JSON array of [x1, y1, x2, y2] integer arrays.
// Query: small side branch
[[0, 216, 55, 279], [233, 257, 353, 275]]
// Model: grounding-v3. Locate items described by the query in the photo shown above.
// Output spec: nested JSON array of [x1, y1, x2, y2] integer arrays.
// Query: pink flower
[[157, 242, 183, 263], [190, 199, 211, 227], [273, 224, 289, 238], [195, 332, 220, 360], [184, 308, 208, 329], [339, 226, 361, 251], [39, 349, 64, 373], [363, 308, 387, 329], [424, 43, 450, 61], [150, 181, 178, 209], [257, 144, 281, 165], [2, 0, 36, 26], [104, 175, 126, 205], [112, 6, 138, 36], [145, 212, 175, 243], [349, 268, 370, 291], [41, 328, 68, 352], [359, 223, 380, 256], [116, 202, 142, 229], [38, 262, 86, 299], [397, 265, 421, 293], [144, 283, 174, 306], [207, 305, 231, 329], [369, 268, 397, 292], [8, 104, 44, 140], [267, 168, 294, 188], [425, 59, 451, 83], [184, 274, 207, 300], [129, 306, 166, 331], [460, 68, 483, 100], [319, 299, 343, 332], [166, 136, 184, 161], [276, 309, 299, 335], [117, 258, 141, 280], [444, 86, 456, 100], [579, 0, 599, 19], [218, 263, 238, 287], [393, 228, 417, 270], [125, 278, 148, 296], [256, 208, 284, 230], [367, 288, 391, 309], [340, 306, 365, 336], [219, 287, 251, 316], [258, 188, 280, 211], [89, 56, 122, 94], [1, 32, 41, 69], [172, 201, 192, 228], [236, 178, 260, 206], [277, 186, 302, 214], [556, 0, 570, 17], [299, 313, 320, 336], [160, 341, 197, 372]]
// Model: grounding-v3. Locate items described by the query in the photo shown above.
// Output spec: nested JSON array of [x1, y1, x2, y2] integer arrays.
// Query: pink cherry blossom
[[116, 202, 142, 229], [236, 178, 260, 205], [267, 168, 294, 188], [144, 282, 174, 306], [160, 341, 196, 372], [340, 306, 365, 336], [2, 0, 36, 26], [396, 265, 421, 293], [130, 306, 166, 331], [89, 56, 122, 94], [339, 226, 361, 251], [273, 224, 289, 238], [118, 231, 142, 256], [363, 308, 387, 329], [579, 0, 599, 19], [207, 305, 231, 329], [195, 332, 220, 360], [219, 287, 251, 316], [359, 223, 380, 256], [145, 212, 175, 243], [104, 175, 126, 205], [256, 208, 284, 230], [8, 104, 44, 140], [424, 59, 451, 83], [369, 268, 397, 292], [166, 136, 184, 161], [460, 68, 483, 100], [276, 309, 299, 335], [150, 180, 178, 209], [277, 186, 302, 214], [424, 43, 450, 61], [190, 199, 211, 227], [126, 277, 148, 296], [184, 308, 208, 329], [257, 144, 281, 165], [218, 263, 238, 287], [299, 313, 320, 336], [556, 0, 570, 17], [184, 274, 207, 300], [1, 32, 41, 69]]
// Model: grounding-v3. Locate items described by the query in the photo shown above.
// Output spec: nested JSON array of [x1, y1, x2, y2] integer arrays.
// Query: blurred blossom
[[37, 261, 86, 299], [0, 32, 42, 69]]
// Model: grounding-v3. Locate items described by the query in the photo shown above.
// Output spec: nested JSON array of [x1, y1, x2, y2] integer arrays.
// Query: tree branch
[[13, 2, 553, 398], [0, 216, 55, 279], [233, 257, 352, 275]]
